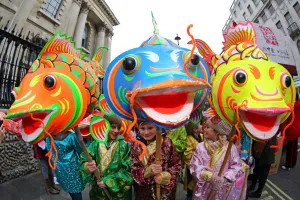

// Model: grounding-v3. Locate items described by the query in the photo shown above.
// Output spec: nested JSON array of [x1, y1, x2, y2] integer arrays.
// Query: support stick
[[155, 133, 162, 200], [74, 127, 112, 200]]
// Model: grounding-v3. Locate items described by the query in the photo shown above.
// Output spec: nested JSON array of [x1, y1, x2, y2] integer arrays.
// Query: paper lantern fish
[[188, 21, 295, 141]]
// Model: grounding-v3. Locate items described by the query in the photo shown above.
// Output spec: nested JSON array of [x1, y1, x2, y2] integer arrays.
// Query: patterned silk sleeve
[[223, 144, 242, 182], [131, 142, 156, 185], [102, 141, 133, 193], [79, 141, 97, 184], [190, 143, 211, 184], [71, 133, 83, 154]]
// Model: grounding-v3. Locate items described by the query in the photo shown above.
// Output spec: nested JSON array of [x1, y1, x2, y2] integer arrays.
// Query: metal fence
[[0, 17, 46, 109]]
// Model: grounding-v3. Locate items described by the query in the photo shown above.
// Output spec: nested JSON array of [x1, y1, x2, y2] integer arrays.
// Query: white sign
[[252, 23, 296, 66]]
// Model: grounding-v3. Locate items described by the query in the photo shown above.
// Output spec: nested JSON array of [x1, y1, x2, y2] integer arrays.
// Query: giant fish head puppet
[[190, 21, 295, 141], [104, 33, 210, 128], [5, 32, 106, 144]]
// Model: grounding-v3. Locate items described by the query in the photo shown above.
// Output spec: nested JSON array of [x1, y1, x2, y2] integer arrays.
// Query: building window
[[294, 2, 300, 18], [261, 11, 267, 22], [297, 40, 300, 54], [247, 5, 253, 14], [276, 21, 285, 35], [243, 12, 248, 20], [252, 0, 259, 7], [82, 24, 89, 49], [238, 2, 242, 9], [284, 12, 293, 25], [41, 0, 62, 18], [274, 0, 283, 6], [267, 3, 275, 15]]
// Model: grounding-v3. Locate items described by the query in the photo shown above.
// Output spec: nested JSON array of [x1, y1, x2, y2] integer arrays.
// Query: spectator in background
[[281, 92, 300, 170]]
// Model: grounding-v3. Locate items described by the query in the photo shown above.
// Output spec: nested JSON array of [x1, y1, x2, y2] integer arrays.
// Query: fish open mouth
[[5, 109, 56, 143], [239, 108, 290, 140], [134, 80, 208, 126], [78, 125, 90, 137]]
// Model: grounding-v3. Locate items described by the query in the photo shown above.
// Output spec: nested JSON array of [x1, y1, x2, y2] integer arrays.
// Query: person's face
[[139, 123, 157, 141], [203, 123, 217, 141], [108, 124, 120, 141], [235, 141, 242, 154], [193, 124, 202, 137]]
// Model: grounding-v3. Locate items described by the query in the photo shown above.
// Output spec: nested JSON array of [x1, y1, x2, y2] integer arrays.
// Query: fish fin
[[90, 115, 110, 143], [222, 21, 256, 51], [189, 108, 202, 125], [98, 94, 114, 116], [92, 46, 108, 62], [38, 31, 88, 59], [119, 119, 128, 135], [90, 47, 108, 78], [188, 39, 218, 72]]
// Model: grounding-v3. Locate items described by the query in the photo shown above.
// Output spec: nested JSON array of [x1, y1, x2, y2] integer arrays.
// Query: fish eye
[[190, 54, 200, 66], [44, 75, 56, 89], [280, 73, 292, 89], [233, 69, 247, 85], [122, 55, 141, 75]]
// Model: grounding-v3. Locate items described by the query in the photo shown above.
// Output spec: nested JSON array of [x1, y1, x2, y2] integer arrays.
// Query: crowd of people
[[0, 92, 299, 200]]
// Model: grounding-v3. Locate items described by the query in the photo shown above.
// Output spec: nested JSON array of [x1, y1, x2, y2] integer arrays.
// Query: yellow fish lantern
[[190, 22, 296, 141]]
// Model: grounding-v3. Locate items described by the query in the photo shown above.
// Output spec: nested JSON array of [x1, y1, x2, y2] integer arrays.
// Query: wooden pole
[[74, 127, 112, 200], [155, 133, 162, 200], [207, 126, 236, 200]]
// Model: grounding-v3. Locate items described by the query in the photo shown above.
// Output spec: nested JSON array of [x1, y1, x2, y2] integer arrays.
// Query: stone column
[[73, 2, 90, 47], [103, 30, 113, 69], [65, 0, 82, 36], [11, 0, 36, 31], [95, 26, 106, 64]]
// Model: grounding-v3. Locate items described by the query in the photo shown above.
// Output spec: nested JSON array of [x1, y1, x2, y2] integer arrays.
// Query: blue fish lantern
[[103, 15, 210, 129]]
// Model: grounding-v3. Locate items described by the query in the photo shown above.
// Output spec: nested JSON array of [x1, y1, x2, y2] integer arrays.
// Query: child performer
[[80, 114, 133, 200], [183, 121, 203, 200], [45, 131, 85, 200], [190, 115, 242, 199], [131, 122, 181, 200]]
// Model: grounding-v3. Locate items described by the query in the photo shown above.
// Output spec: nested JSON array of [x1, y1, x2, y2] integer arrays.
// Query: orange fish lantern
[[4, 32, 107, 144], [187, 22, 295, 143]]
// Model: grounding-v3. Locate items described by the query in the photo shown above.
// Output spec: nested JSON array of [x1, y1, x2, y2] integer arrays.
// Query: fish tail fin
[[188, 39, 217, 72]]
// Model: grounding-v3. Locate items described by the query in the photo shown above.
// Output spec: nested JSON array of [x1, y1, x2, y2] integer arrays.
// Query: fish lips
[[239, 107, 290, 141], [5, 109, 57, 143], [133, 79, 209, 127]]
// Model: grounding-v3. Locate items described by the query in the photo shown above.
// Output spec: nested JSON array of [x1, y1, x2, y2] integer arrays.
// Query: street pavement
[[0, 145, 299, 200]]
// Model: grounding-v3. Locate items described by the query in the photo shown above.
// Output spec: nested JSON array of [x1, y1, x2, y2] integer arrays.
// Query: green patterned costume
[[80, 135, 133, 200]]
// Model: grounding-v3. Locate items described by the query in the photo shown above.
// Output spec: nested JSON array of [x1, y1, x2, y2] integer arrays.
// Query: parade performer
[[4, 32, 109, 170], [102, 12, 211, 161], [183, 120, 203, 200], [188, 21, 295, 144], [225, 140, 249, 200], [190, 115, 242, 200], [131, 121, 181, 200], [45, 130, 85, 200], [80, 113, 133, 200], [33, 143, 60, 195]]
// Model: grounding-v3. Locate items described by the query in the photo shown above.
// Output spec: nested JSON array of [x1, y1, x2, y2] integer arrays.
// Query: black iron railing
[[287, 22, 300, 40], [0, 17, 46, 108]]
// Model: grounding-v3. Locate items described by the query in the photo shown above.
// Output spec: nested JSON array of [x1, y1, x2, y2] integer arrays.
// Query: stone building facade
[[0, 0, 119, 66], [0, 0, 119, 182]]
